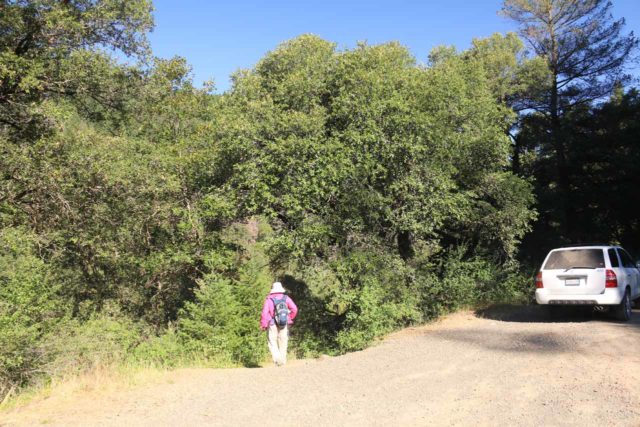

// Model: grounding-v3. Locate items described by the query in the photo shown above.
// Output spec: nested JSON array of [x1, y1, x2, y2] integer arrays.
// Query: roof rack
[[559, 243, 612, 248]]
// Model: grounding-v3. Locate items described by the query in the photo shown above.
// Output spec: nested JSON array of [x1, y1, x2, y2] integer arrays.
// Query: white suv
[[535, 245, 640, 321]]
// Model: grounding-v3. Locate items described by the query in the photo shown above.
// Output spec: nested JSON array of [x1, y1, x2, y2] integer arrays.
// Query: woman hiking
[[260, 281, 298, 366]]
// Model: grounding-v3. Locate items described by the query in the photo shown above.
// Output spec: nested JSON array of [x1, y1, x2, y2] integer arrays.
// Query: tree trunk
[[548, 12, 572, 241], [511, 133, 522, 176], [550, 78, 572, 240]]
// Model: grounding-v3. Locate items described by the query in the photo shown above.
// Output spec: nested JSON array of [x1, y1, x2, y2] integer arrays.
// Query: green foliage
[[521, 88, 640, 260], [178, 221, 272, 367], [222, 35, 534, 268], [178, 271, 266, 367], [0, 112, 203, 326], [435, 247, 532, 309], [0, 227, 65, 397], [465, 172, 538, 260], [465, 32, 549, 109], [333, 250, 421, 352], [131, 329, 187, 368], [39, 315, 143, 379], [0, 0, 154, 139]]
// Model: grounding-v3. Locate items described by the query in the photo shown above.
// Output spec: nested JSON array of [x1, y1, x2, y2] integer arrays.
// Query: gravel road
[[3, 305, 640, 426]]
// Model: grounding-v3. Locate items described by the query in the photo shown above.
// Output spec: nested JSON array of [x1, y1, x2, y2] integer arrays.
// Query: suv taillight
[[535, 271, 544, 288], [605, 269, 618, 288]]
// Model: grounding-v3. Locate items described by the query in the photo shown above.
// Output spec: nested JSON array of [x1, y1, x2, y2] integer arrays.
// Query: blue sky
[[148, 0, 640, 92]]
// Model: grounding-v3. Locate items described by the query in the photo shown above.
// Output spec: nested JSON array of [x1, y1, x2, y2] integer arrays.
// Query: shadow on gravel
[[428, 305, 640, 354], [430, 328, 570, 354], [476, 304, 640, 328]]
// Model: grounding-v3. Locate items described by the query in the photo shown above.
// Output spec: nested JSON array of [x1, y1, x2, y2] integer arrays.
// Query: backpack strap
[[270, 295, 286, 305], [269, 295, 285, 316]]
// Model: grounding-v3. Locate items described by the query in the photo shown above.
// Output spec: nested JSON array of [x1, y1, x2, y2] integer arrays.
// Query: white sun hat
[[270, 281, 286, 294]]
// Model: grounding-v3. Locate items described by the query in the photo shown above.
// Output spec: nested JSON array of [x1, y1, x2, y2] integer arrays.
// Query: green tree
[[0, 0, 154, 139], [501, 0, 638, 240], [465, 32, 548, 111], [560, 88, 640, 253], [463, 33, 549, 175], [211, 35, 537, 351], [178, 219, 272, 366], [1, 50, 220, 326], [220, 35, 536, 264]]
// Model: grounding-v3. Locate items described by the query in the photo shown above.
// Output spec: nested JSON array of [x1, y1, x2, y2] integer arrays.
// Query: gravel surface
[[3, 305, 640, 426]]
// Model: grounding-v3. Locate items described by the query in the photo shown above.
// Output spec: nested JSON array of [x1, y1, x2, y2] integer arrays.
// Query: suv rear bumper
[[535, 288, 623, 305]]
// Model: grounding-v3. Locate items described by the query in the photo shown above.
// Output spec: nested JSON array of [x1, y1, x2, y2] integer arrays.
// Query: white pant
[[267, 324, 288, 365]]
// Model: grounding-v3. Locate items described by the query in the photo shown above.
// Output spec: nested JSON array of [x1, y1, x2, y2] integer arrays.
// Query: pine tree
[[501, 0, 638, 239]]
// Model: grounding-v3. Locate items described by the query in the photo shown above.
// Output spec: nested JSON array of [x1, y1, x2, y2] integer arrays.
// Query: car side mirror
[[636, 261, 640, 269]]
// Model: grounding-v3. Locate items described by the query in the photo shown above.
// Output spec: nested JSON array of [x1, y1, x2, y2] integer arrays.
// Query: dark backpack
[[271, 295, 290, 327]]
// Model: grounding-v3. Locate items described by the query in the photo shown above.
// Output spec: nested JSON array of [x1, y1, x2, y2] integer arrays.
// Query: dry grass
[[0, 353, 269, 418], [0, 363, 171, 415]]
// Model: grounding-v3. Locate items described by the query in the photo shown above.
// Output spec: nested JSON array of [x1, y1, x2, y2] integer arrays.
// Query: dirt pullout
[[3, 306, 640, 426]]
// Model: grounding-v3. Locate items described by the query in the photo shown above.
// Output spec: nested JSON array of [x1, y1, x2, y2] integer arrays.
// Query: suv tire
[[614, 289, 632, 321]]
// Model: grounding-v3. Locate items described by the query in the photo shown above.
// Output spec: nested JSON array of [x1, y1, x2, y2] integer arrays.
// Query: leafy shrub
[[39, 315, 143, 379], [131, 329, 187, 368], [412, 271, 447, 320], [179, 266, 268, 366], [435, 248, 487, 310], [282, 266, 342, 358], [0, 228, 65, 399], [332, 250, 422, 353], [425, 247, 533, 313], [284, 244, 532, 356], [474, 262, 535, 305]]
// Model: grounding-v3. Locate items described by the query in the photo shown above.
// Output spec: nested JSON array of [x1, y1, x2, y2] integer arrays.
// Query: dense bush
[[285, 246, 534, 355], [0, 228, 65, 398], [177, 220, 272, 366], [178, 268, 268, 367], [131, 329, 186, 368], [39, 315, 143, 380], [331, 250, 421, 352]]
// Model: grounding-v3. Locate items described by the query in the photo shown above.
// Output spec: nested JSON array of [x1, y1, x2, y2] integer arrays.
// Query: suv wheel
[[614, 289, 632, 321]]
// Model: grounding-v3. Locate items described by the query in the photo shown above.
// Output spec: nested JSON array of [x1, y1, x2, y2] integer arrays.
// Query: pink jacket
[[260, 293, 298, 329]]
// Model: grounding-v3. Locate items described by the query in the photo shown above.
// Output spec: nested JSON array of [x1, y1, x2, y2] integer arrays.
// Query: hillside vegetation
[[1, 0, 637, 401]]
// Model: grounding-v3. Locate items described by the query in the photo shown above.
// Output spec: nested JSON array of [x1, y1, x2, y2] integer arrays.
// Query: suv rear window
[[543, 249, 605, 270]]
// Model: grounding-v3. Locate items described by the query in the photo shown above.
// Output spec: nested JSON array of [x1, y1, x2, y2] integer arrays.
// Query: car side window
[[608, 249, 620, 268], [619, 249, 635, 268]]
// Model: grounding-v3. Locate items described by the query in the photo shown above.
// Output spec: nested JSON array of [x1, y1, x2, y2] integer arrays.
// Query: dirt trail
[[3, 306, 640, 426]]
